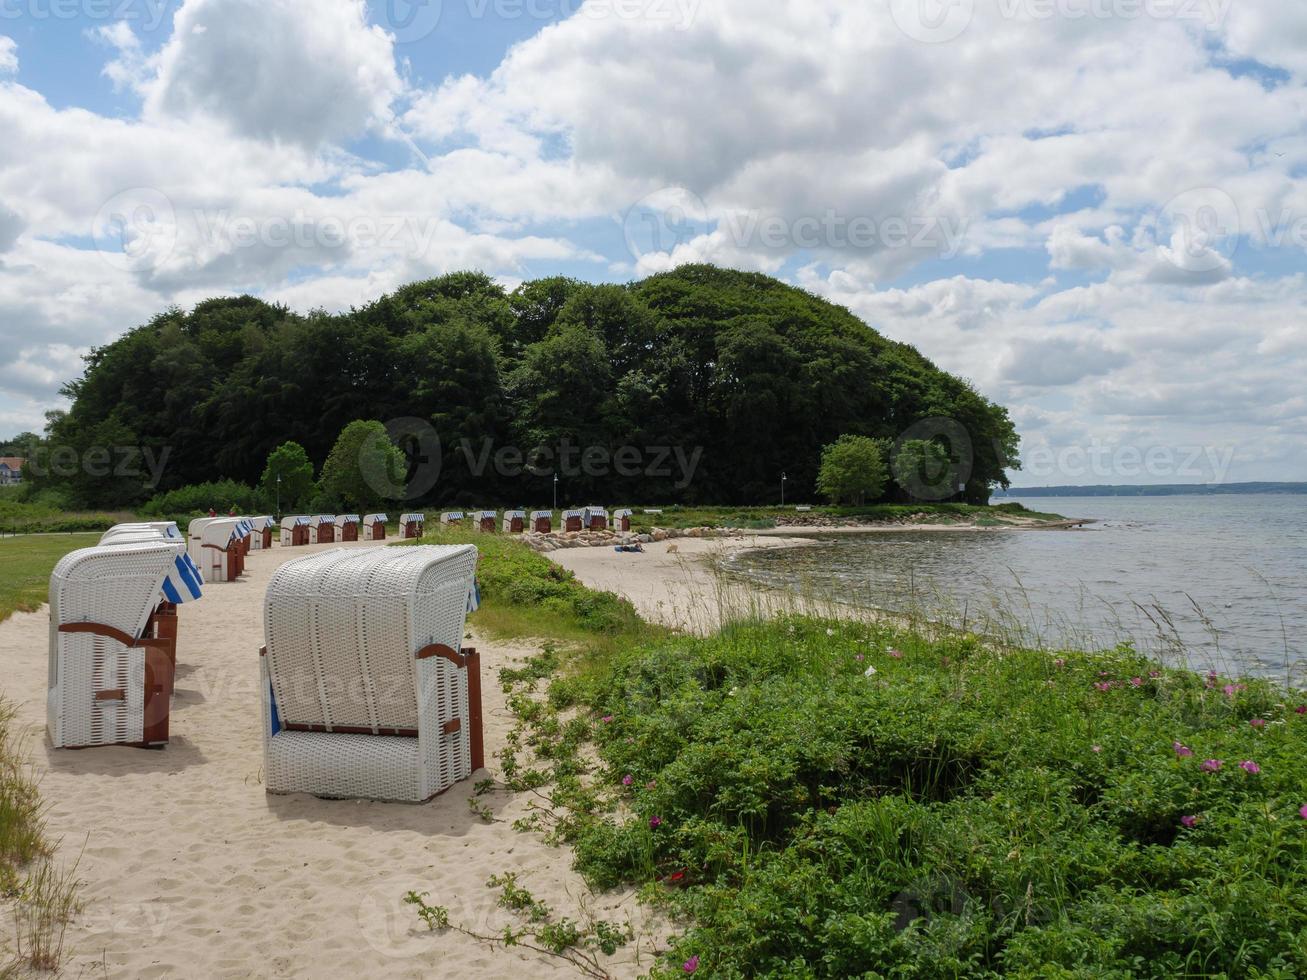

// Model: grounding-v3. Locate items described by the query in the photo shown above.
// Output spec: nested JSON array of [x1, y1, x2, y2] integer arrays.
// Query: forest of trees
[[18, 265, 1021, 508]]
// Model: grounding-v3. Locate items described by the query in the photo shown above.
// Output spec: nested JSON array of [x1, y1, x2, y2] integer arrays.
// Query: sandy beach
[[0, 541, 657, 978]]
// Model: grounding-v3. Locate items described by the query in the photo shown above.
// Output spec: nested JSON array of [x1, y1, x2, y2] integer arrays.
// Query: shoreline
[[548, 515, 1094, 634]]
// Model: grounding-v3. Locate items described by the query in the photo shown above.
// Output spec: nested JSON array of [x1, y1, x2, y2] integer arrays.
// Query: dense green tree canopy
[[32, 266, 1020, 507]]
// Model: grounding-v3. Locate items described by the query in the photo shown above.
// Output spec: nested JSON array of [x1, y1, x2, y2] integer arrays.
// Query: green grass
[[413, 525, 663, 660], [461, 532, 1307, 978], [0, 534, 101, 623]]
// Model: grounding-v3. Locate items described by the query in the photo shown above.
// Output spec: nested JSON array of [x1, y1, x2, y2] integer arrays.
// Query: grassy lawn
[[0, 534, 100, 624]]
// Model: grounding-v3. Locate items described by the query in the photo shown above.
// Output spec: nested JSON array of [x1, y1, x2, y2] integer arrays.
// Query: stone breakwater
[[775, 513, 960, 529], [522, 526, 733, 552]]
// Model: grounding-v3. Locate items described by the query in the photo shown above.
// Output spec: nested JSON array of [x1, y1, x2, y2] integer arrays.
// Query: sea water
[[725, 495, 1307, 681]]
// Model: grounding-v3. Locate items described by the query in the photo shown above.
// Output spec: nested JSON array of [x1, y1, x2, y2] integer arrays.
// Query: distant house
[[0, 457, 24, 485]]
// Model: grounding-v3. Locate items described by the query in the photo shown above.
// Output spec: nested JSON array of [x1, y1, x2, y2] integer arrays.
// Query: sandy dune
[[0, 541, 656, 978]]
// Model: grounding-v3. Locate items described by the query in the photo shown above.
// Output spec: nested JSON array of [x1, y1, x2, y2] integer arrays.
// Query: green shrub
[[517, 617, 1307, 977], [139, 479, 262, 517]]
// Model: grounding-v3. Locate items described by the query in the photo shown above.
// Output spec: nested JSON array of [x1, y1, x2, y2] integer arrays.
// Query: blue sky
[[1, 0, 1305, 485]]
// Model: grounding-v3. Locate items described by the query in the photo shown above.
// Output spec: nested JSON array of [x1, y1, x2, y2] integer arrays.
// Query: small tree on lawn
[[259, 441, 315, 512], [318, 420, 407, 511], [816, 435, 888, 505]]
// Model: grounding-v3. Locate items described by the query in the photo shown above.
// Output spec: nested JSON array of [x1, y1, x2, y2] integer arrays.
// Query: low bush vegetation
[[0, 488, 128, 535], [474, 532, 1307, 977], [138, 479, 262, 518]]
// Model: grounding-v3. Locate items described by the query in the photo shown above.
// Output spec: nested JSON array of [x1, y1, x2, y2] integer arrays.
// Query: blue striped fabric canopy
[[530, 511, 552, 521], [365, 513, 388, 524], [504, 510, 526, 519], [161, 552, 204, 604], [403, 513, 427, 523]]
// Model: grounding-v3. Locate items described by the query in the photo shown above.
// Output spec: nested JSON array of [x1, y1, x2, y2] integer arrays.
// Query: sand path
[[0, 541, 652, 978]]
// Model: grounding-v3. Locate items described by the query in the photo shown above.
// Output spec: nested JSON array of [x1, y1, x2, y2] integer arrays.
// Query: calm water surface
[[725, 495, 1307, 680]]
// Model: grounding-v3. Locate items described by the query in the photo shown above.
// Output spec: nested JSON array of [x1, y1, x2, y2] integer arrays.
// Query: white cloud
[[143, 0, 404, 148], [0, 35, 16, 74]]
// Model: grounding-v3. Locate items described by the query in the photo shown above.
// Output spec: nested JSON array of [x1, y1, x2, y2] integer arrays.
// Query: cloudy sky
[[0, 0, 1304, 485]]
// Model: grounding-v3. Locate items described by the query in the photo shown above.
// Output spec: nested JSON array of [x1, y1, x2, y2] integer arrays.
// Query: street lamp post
[[781, 471, 787, 507], [553, 473, 559, 511], [276, 474, 281, 517]]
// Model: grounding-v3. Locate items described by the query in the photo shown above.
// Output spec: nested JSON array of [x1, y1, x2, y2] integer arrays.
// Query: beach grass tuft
[[1, 697, 82, 974]]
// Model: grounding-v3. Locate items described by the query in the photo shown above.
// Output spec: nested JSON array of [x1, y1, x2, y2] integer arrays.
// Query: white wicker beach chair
[[48, 542, 182, 748], [363, 514, 388, 541], [473, 510, 496, 532], [187, 517, 218, 567], [439, 512, 463, 527], [613, 508, 634, 532], [311, 515, 336, 544], [96, 525, 204, 698], [334, 514, 361, 542], [503, 510, 526, 533], [531, 510, 552, 533], [196, 518, 245, 583], [402, 513, 427, 538], [101, 521, 184, 544], [281, 516, 312, 547], [260, 545, 483, 802], [248, 516, 277, 550], [584, 506, 609, 531], [563, 508, 585, 532]]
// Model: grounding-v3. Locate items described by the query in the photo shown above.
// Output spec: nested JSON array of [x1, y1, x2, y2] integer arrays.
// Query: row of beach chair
[[434, 507, 634, 533], [48, 519, 484, 802], [278, 514, 418, 546]]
